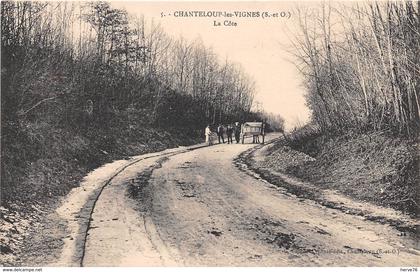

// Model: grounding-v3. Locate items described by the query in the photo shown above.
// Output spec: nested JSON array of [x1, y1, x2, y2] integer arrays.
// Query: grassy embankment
[[259, 127, 419, 217], [0, 120, 201, 260]]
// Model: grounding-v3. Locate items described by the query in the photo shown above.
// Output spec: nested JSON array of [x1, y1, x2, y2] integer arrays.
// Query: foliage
[[0, 1, 269, 205], [291, 2, 420, 137]]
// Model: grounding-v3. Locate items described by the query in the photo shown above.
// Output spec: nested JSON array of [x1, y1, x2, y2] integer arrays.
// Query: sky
[[111, 1, 312, 129]]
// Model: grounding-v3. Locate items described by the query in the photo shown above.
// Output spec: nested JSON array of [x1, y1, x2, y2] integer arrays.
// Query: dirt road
[[51, 136, 419, 266]]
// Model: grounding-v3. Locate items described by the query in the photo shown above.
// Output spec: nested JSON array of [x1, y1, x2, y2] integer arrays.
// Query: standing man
[[217, 124, 225, 144], [253, 134, 260, 144], [234, 122, 241, 143], [226, 124, 233, 144], [205, 125, 212, 146]]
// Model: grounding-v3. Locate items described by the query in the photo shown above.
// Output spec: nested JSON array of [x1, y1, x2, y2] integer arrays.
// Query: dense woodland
[[1, 1, 256, 129], [292, 1, 419, 138], [287, 1, 419, 214], [1, 1, 283, 204]]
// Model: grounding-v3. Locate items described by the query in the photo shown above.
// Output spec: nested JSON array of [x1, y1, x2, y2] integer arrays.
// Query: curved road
[[55, 136, 419, 266]]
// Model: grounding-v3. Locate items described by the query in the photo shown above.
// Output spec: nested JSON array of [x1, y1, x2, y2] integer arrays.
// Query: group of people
[[205, 123, 241, 146]]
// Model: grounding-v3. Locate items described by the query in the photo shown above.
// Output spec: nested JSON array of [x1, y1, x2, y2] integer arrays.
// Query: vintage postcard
[[1, 0, 419, 270]]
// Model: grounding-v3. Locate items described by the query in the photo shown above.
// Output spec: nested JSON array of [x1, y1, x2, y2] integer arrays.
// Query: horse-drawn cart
[[241, 122, 265, 144]]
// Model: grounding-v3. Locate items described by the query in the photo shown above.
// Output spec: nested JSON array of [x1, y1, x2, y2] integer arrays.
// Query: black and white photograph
[[0, 0, 419, 270]]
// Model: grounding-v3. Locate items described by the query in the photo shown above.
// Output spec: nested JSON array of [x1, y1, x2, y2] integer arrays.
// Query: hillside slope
[[1, 122, 201, 264], [258, 131, 419, 217]]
